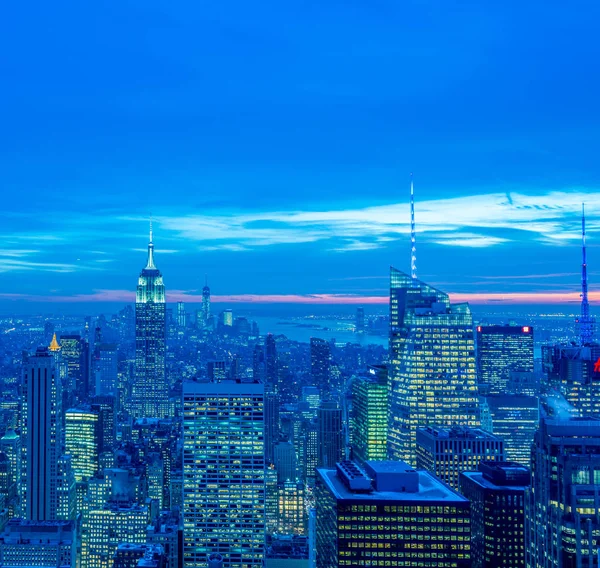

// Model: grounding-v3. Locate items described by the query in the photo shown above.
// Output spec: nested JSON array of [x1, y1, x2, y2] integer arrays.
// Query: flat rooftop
[[318, 466, 467, 503], [461, 471, 530, 491], [183, 380, 264, 395]]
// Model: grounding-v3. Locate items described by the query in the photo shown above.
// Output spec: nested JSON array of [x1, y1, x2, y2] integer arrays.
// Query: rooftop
[[318, 461, 467, 503]]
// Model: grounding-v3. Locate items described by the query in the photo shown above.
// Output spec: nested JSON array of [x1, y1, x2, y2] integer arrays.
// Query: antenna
[[579, 203, 595, 345], [410, 173, 417, 280], [149, 215, 153, 244]]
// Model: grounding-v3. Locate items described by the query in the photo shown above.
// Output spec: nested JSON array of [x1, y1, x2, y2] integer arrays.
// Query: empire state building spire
[[146, 218, 156, 270]]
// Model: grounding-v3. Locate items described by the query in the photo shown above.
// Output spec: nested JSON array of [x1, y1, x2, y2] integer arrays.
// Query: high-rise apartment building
[[22, 348, 63, 521], [65, 407, 100, 482], [460, 461, 530, 568], [316, 460, 471, 568], [526, 416, 600, 567], [351, 366, 388, 463], [476, 325, 534, 395], [317, 401, 343, 468], [310, 338, 331, 394], [132, 228, 168, 419], [182, 380, 265, 568], [416, 426, 504, 490], [389, 268, 479, 464]]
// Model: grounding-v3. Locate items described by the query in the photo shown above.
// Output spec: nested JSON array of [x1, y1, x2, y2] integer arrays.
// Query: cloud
[[130, 188, 598, 253]]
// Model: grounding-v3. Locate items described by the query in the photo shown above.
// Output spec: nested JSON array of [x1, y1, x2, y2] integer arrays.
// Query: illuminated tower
[[202, 275, 211, 326], [389, 268, 480, 464], [577, 203, 596, 345], [65, 407, 99, 482], [132, 224, 168, 419]]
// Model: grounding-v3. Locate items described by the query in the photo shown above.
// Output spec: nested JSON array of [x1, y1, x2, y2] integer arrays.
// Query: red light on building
[[522, 326, 530, 333], [594, 358, 600, 374]]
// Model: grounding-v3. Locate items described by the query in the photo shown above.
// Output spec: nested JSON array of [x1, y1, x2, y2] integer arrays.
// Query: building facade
[[316, 460, 471, 567], [416, 426, 504, 490], [476, 325, 534, 395], [460, 461, 530, 568], [526, 416, 600, 567], [389, 268, 480, 464], [132, 229, 168, 419], [183, 380, 265, 568]]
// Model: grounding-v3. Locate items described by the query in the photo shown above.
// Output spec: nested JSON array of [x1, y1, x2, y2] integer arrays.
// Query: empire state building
[[132, 226, 168, 418]]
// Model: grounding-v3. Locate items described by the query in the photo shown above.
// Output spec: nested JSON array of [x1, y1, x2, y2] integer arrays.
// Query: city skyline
[[1, 2, 599, 307]]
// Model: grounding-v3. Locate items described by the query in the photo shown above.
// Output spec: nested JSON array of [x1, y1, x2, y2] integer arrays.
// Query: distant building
[[416, 426, 504, 490], [176, 301, 186, 328], [476, 325, 534, 395], [274, 442, 297, 484], [132, 228, 168, 419], [202, 277, 211, 326], [526, 416, 600, 567], [317, 402, 343, 468], [388, 268, 479, 464], [460, 461, 530, 568], [113, 543, 166, 568], [301, 387, 320, 421], [277, 480, 306, 535], [60, 334, 90, 403], [182, 380, 265, 568], [94, 343, 118, 396], [310, 339, 331, 394], [351, 366, 388, 463], [316, 460, 471, 567], [0, 518, 76, 568], [355, 307, 365, 332]]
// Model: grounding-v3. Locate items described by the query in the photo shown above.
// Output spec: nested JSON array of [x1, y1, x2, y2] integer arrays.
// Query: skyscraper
[[65, 407, 100, 482], [476, 325, 534, 395], [22, 348, 64, 521], [460, 461, 530, 568], [60, 334, 90, 404], [176, 301, 186, 328], [132, 226, 168, 419], [317, 401, 344, 468], [316, 460, 471, 568], [264, 334, 280, 465], [355, 307, 365, 332], [351, 366, 388, 463], [310, 338, 331, 394], [182, 380, 265, 568], [93, 343, 118, 396], [416, 426, 504, 490], [388, 268, 479, 465], [202, 275, 211, 327], [485, 394, 539, 466], [526, 416, 600, 567]]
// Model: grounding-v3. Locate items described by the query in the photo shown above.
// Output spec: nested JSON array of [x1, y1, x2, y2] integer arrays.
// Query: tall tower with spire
[[131, 223, 168, 418], [410, 173, 417, 281], [201, 274, 211, 327], [578, 204, 595, 345]]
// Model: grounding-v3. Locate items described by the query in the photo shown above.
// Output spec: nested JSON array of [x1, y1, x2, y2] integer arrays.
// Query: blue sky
[[0, 1, 599, 305]]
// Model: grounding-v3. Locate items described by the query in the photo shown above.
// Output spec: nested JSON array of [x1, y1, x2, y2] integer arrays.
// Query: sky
[[0, 1, 599, 308]]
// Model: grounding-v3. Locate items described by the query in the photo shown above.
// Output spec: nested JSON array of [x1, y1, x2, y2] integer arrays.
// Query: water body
[[249, 315, 389, 347]]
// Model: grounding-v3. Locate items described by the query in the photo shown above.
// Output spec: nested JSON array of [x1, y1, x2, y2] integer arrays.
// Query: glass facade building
[[316, 460, 471, 568], [132, 231, 168, 419], [485, 395, 539, 467], [182, 380, 265, 568], [351, 366, 388, 463], [65, 407, 99, 482], [389, 268, 479, 465]]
